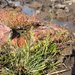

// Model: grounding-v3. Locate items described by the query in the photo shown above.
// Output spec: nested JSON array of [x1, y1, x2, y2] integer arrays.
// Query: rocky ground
[[0, 0, 75, 22], [0, 0, 75, 32], [0, 0, 75, 75], [12, 0, 75, 24]]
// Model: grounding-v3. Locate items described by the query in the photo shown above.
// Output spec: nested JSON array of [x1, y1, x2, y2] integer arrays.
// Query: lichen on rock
[[0, 9, 39, 29]]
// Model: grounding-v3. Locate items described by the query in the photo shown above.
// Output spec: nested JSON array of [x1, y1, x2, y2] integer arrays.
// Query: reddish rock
[[11, 37, 18, 46], [11, 36, 26, 47], [0, 9, 39, 29], [0, 24, 12, 46], [31, 25, 69, 42], [17, 36, 26, 47]]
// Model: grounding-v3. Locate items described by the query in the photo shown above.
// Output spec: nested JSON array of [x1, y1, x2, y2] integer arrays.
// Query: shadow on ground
[[71, 50, 75, 75]]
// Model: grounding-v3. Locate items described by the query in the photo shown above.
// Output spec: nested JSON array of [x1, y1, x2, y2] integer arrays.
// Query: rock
[[8, 1, 21, 7], [11, 36, 26, 47], [56, 9, 68, 21], [65, 7, 69, 12], [31, 24, 69, 42], [0, 24, 26, 47], [0, 0, 7, 8], [68, 2, 72, 5], [20, 0, 33, 5], [0, 24, 12, 46], [36, 10, 41, 14], [22, 6, 36, 15], [0, 9, 39, 29], [55, 4, 66, 9], [29, 1, 42, 9]]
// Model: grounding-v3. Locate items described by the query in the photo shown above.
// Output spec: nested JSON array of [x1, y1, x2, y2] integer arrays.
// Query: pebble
[[68, 2, 72, 5], [55, 3, 66, 8], [29, 1, 42, 9], [22, 6, 36, 15], [65, 7, 69, 12]]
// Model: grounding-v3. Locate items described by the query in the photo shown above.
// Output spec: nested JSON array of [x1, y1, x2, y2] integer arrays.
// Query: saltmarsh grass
[[0, 30, 60, 75]]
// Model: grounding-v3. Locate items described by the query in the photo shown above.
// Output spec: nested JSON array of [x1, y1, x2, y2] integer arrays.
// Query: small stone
[[73, 32, 75, 36], [65, 7, 69, 12], [56, 9, 67, 21], [69, 2, 72, 5], [12, 36, 26, 47], [29, 1, 42, 9], [36, 10, 41, 14], [55, 4, 66, 9]]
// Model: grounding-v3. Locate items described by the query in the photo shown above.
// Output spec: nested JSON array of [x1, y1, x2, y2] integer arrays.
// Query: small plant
[[0, 31, 60, 75]]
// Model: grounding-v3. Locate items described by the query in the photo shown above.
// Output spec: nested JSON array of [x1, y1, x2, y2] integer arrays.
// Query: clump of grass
[[0, 31, 60, 75]]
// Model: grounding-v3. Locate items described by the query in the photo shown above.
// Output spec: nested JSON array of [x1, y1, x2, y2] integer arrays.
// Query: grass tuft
[[0, 31, 60, 75]]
